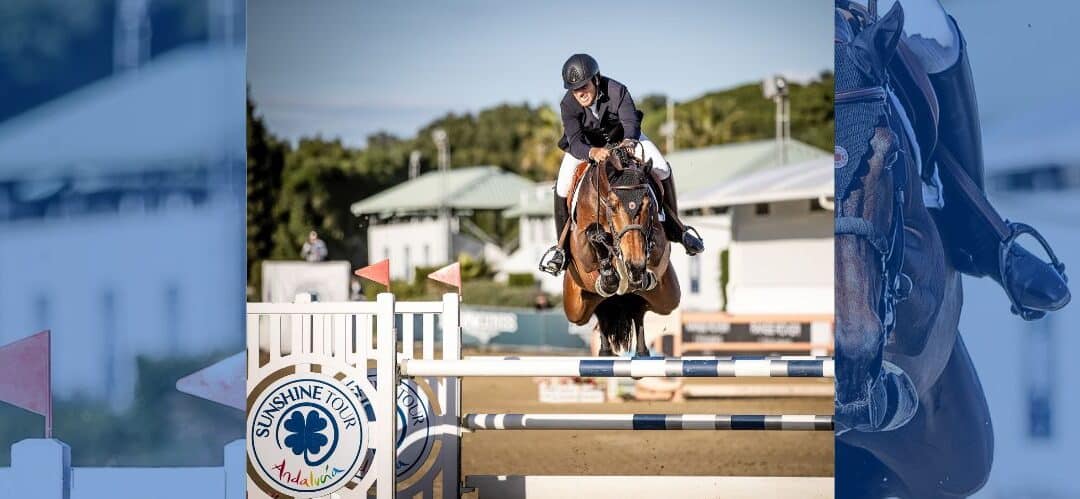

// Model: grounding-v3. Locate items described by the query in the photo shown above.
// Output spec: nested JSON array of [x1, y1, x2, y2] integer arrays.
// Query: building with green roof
[[500, 138, 831, 305], [351, 166, 534, 280]]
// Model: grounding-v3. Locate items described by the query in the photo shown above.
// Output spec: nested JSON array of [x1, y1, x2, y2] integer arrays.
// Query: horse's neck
[[889, 132, 962, 385]]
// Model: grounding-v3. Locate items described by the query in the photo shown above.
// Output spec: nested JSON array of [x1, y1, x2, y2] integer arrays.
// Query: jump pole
[[462, 413, 834, 431], [401, 357, 834, 378]]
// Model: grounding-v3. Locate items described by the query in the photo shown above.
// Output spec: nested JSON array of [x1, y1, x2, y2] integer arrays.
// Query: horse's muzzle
[[835, 360, 919, 435]]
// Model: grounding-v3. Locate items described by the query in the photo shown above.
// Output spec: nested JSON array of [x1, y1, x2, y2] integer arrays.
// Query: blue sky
[[248, 0, 833, 147]]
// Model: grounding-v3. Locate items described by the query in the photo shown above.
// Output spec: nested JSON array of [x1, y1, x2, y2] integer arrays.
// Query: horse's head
[[834, 2, 918, 433], [596, 144, 658, 292]]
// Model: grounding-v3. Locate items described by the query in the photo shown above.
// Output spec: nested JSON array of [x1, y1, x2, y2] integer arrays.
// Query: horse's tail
[[593, 294, 646, 353]]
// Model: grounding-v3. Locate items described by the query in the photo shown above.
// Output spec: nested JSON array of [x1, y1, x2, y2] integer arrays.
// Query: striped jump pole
[[463, 413, 834, 431], [401, 356, 834, 378]]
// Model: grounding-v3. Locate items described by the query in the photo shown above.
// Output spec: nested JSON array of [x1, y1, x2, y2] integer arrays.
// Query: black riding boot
[[659, 174, 704, 256], [539, 194, 570, 276], [932, 23, 1069, 317]]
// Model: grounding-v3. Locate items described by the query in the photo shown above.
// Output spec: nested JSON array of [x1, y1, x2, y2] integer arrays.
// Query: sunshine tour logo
[[356, 371, 435, 480], [247, 373, 369, 498]]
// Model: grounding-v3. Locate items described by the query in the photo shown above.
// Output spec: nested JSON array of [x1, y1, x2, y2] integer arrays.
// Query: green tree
[[246, 95, 287, 298]]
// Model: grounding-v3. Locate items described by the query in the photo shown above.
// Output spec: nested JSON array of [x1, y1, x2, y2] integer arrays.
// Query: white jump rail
[[462, 413, 834, 431], [402, 356, 834, 378]]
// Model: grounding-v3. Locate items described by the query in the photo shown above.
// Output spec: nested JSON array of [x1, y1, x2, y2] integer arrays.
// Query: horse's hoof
[[634, 349, 651, 358], [594, 275, 619, 297], [835, 361, 919, 433], [598, 349, 616, 357]]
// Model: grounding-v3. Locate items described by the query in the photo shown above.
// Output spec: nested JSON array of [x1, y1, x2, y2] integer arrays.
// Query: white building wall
[[964, 191, 1080, 499], [497, 215, 561, 294], [726, 200, 833, 315], [367, 216, 450, 281], [0, 196, 244, 411], [668, 213, 731, 312]]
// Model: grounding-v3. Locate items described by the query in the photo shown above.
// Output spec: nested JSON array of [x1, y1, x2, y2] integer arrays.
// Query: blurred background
[[940, 1, 1080, 497], [0, 0, 245, 467]]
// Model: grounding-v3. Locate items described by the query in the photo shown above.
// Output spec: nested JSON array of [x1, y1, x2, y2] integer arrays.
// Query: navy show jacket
[[558, 76, 644, 160]]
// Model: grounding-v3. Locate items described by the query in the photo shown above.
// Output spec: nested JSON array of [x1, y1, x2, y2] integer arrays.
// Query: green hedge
[[507, 273, 536, 287]]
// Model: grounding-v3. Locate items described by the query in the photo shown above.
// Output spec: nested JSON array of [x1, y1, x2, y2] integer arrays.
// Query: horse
[[560, 142, 680, 357], [834, 4, 993, 498]]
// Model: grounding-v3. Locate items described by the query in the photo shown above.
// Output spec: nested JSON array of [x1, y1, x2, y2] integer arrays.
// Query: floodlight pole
[[432, 129, 452, 262], [762, 75, 790, 165], [661, 97, 677, 154]]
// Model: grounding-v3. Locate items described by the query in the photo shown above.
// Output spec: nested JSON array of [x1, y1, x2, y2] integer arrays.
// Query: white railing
[[0, 438, 245, 499]]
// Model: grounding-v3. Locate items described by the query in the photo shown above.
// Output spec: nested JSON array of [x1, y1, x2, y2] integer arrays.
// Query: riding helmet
[[562, 53, 599, 90]]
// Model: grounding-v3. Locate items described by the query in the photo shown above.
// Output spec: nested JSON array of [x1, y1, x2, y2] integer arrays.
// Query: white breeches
[[554, 133, 670, 197]]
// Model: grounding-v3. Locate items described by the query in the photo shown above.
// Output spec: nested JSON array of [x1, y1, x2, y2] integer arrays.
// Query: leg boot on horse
[[929, 24, 1070, 319]]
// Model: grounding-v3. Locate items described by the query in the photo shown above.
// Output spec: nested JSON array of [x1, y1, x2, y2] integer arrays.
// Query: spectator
[[300, 230, 328, 262]]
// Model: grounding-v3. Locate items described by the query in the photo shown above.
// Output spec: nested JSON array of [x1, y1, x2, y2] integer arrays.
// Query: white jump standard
[[463, 413, 834, 431], [402, 356, 834, 378]]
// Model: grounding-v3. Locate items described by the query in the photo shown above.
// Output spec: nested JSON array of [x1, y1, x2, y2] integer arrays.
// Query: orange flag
[[0, 331, 52, 437], [355, 259, 390, 290], [427, 262, 461, 290], [176, 352, 245, 411]]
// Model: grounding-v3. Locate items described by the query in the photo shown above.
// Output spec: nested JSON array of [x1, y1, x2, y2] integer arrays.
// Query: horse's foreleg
[[598, 333, 616, 357], [633, 312, 650, 357], [587, 226, 620, 296]]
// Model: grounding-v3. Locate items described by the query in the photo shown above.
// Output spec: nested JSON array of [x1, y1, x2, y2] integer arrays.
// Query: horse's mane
[[606, 149, 648, 187]]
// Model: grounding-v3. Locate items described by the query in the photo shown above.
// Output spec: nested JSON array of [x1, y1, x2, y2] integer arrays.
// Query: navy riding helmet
[[562, 53, 599, 90]]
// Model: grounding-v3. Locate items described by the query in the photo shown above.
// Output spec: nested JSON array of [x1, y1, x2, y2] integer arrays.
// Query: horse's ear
[[596, 159, 610, 192], [852, 1, 904, 77], [851, 1, 902, 78], [643, 158, 653, 176], [610, 151, 624, 172], [873, 2, 904, 61]]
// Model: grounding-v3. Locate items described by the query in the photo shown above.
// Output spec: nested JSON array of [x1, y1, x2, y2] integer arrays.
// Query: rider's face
[[573, 80, 597, 107]]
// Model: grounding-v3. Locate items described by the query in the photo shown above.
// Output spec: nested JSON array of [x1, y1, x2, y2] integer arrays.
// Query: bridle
[[591, 140, 658, 290], [835, 5, 911, 336]]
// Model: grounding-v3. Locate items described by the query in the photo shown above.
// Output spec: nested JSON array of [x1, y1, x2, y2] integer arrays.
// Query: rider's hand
[[589, 147, 609, 163]]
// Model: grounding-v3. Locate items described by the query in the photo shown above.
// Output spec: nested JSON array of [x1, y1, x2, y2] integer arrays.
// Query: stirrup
[[999, 221, 1067, 320], [538, 246, 566, 276], [682, 225, 705, 255]]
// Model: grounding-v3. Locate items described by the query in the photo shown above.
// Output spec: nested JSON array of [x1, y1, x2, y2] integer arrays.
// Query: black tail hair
[[593, 294, 647, 353]]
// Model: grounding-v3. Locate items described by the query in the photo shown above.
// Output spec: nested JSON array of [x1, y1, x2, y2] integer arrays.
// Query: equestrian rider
[[843, 0, 1070, 316], [539, 53, 705, 276]]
